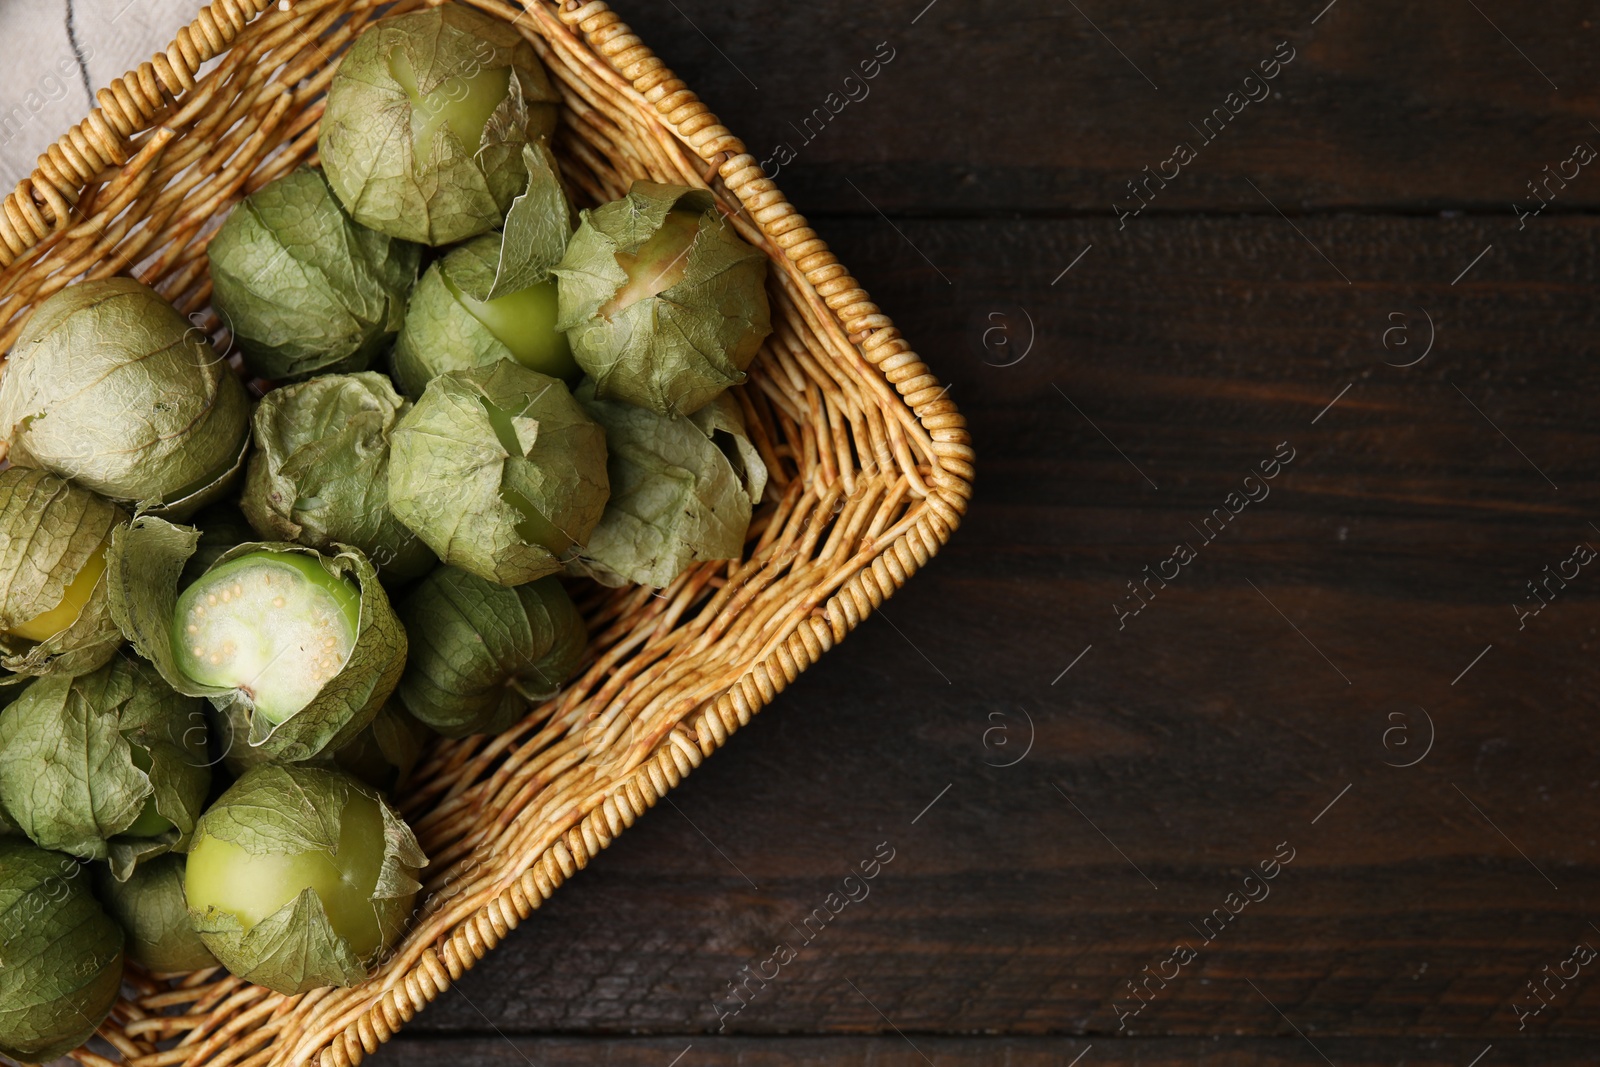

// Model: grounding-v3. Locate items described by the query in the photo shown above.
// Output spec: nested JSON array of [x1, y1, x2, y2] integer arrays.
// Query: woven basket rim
[[0, 2, 975, 1064]]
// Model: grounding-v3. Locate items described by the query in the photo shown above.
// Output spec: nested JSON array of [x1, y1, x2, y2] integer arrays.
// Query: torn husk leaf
[[487, 141, 573, 300]]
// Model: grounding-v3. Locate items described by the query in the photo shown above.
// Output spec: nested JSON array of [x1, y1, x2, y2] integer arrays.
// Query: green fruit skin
[[171, 550, 364, 725], [396, 568, 586, 737], [319, 5, 559, 245], [208, 167, 421, 382], [0, 841, 124, 1061], [392, 235, 577, 397], [94, 854, 218, 973], [0, 277, 251, 506], [185, 765, 421, 988]]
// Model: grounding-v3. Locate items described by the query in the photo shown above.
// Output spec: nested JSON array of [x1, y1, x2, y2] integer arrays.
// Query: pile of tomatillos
[[0, 6, 773, 1060]]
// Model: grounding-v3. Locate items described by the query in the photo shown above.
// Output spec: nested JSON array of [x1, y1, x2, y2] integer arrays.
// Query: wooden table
[[10, 1, 1600, 1064]]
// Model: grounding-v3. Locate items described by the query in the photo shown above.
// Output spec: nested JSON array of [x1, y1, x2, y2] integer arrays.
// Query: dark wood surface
[[396, 1, 1600, 1063]]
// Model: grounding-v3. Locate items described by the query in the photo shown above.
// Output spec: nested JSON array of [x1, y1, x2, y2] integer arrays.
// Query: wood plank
[[379, 1036, 1585, 1066], [397, 214, 1600, 1038], [11, 0, 1600, 213], [622, 0, 1600, 213]]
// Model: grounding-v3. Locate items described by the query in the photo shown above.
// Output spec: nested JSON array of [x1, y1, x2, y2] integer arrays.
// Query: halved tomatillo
[[172, 551, 363, 726], [107, 518, 407, 765]]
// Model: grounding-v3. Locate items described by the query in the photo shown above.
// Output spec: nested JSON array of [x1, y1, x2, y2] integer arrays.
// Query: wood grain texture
[[3, 0, 1598, 1062], [620, 0, 1600, 214], [377, 1037, 1585, 1066]]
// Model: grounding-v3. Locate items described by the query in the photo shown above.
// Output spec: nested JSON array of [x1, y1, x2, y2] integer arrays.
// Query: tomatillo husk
[[94, 853, 218, 973], [0, 277, 251, 512], [319, 5, 561, 245], [0, 655, 209, 877], [209, 166, 421, 381], [573, 386, 768, 588]]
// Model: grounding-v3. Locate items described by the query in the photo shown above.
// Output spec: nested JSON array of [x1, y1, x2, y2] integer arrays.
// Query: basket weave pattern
[[0, 1, 973, 1064]]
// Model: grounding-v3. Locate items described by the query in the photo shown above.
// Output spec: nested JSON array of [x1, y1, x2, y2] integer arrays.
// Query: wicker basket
[[0, 1, 973, 1063]]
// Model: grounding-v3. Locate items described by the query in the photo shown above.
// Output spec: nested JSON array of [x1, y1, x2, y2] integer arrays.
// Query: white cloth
[[0, 0, 197, 189]]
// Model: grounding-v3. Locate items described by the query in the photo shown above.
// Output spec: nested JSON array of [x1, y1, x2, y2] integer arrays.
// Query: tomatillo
[[554, 182, 771, 416], [108, 521, 406, 765], [0, 841, 124, 1061], [391, 233, 577, 396], [94, 853, 218, 973], [0, 468, 126, 680], [0, 656, 208, 876], [186, 764, 426, 994], [319, 5, 560, 245]]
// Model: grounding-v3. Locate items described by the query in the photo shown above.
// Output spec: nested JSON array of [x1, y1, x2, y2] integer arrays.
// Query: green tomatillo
[[208, 166, 421, 381], [396, 568, 586, 737], [0, 656, 209, 878], [185, 763, 426, 994], [107, 517, 407, 764], [392, 232, 577, 396], [387, 361, 608, 586], [0, 467, 127, 680], [573, 386, 768, 588], [0, 841, 124, 1062], [0, 277, 251, 513], [241, 371, 436, 579], [554, 182, 771, 416], [94, 853, 218, 973], [319, 5, 561, 245]]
